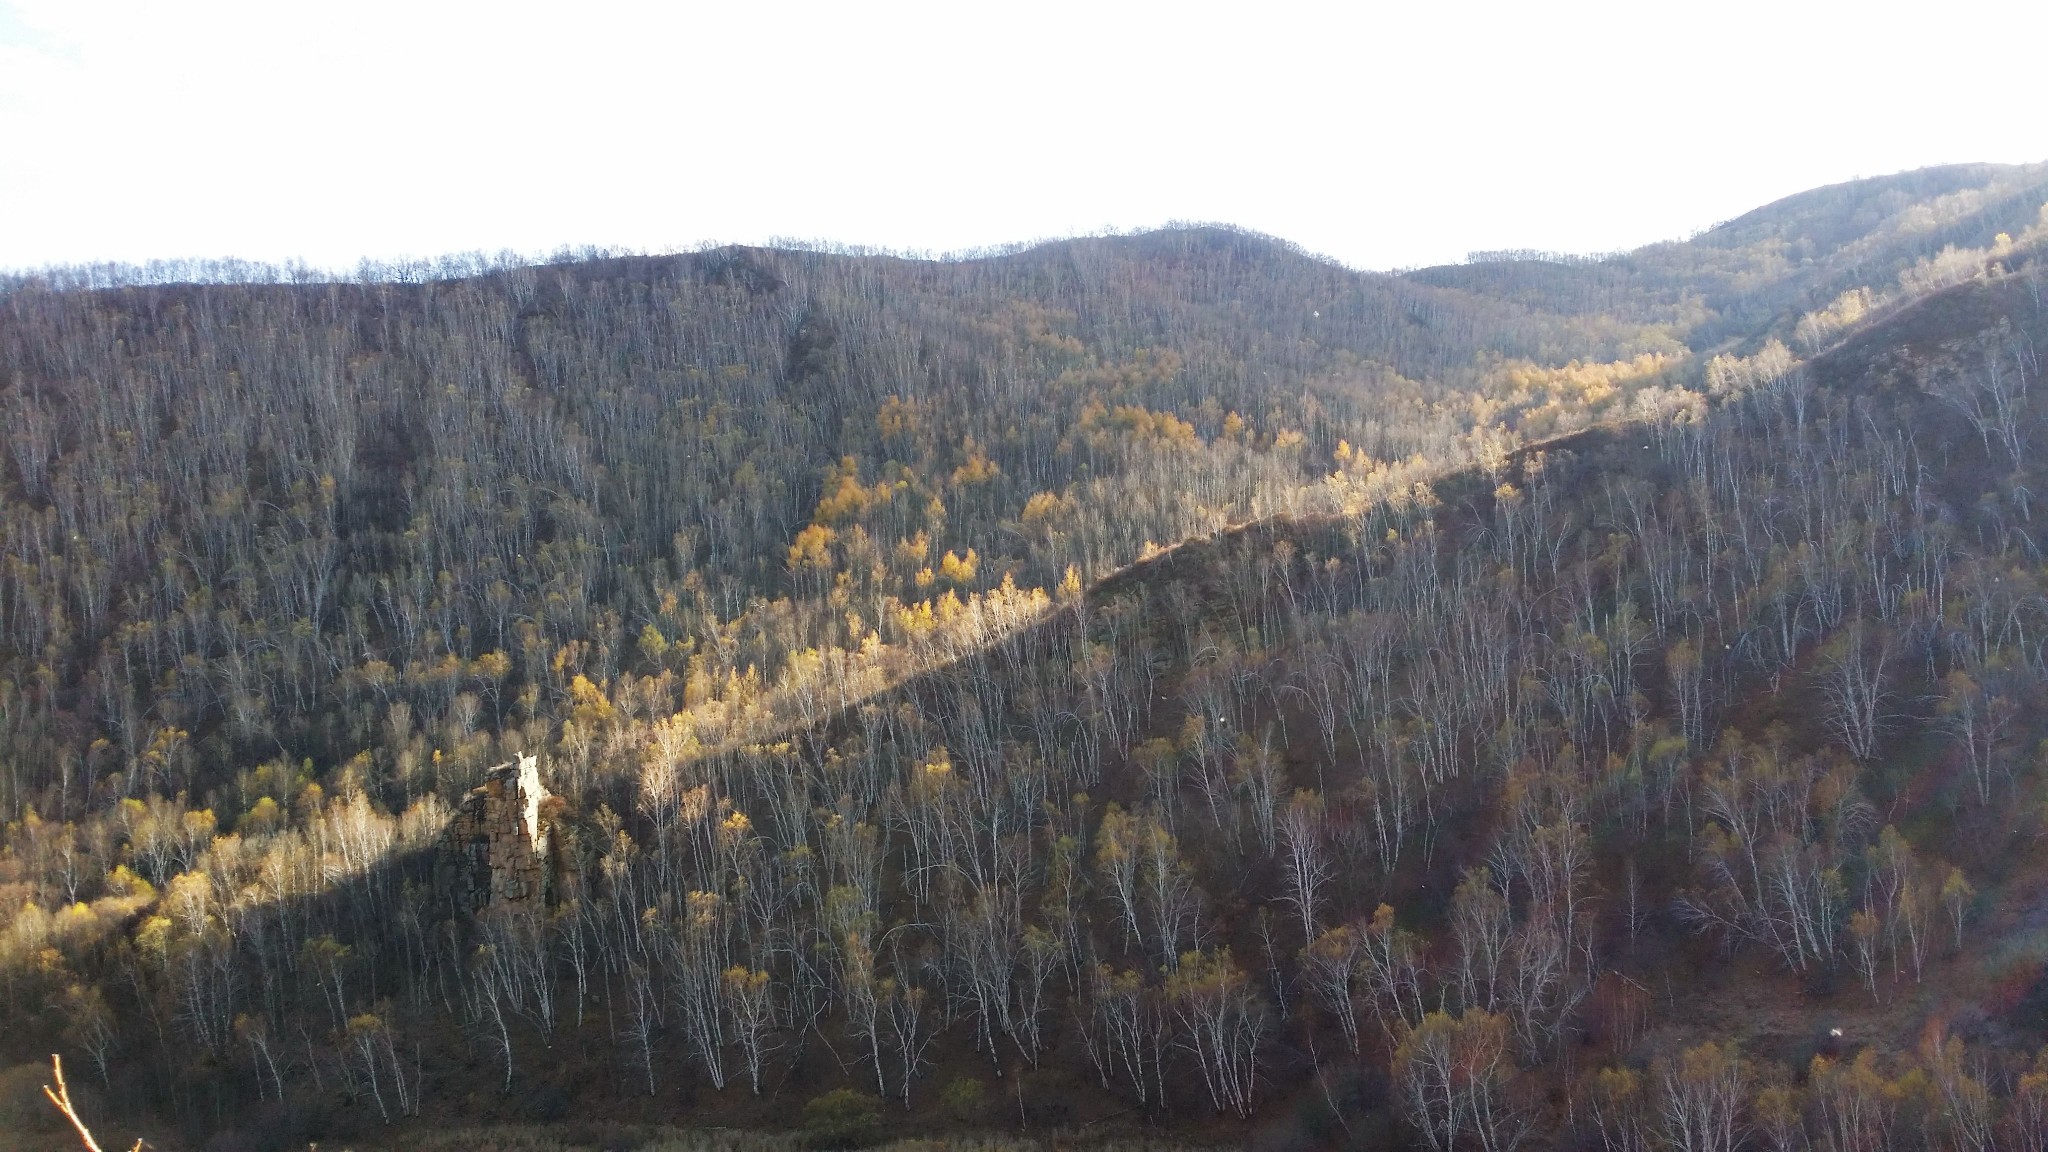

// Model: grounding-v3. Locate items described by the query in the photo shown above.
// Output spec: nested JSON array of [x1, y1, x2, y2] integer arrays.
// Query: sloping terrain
[[1412, 161, 2048, 350], [1, 170, 2047, 1150]]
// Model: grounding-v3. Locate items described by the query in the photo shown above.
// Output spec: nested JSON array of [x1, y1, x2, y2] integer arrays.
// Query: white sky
[[3, 0, 2045, 274]]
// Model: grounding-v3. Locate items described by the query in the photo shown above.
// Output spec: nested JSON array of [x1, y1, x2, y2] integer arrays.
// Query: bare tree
[[1300, 924, 1363, 1054], [1276, 789, 1332, 946], [722, 966, 777, 1094], [1588, 1066, 1651, 1152], [1393, 1010, 1525, 1152], [43, 1054, 142, 1152], [1168, 949, 1268, 1119], [1817, 620, 1891, 762], [1656, 1041, 1746, 1152]]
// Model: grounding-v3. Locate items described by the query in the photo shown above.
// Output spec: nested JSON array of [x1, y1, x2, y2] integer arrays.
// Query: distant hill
[[1410, 160, 2048, 348]]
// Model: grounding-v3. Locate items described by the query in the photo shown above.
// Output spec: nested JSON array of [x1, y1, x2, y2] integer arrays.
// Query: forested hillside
[[0, 225, 1688, 820], [1413, 162, 2048, 348], [2, 168, 2048, 1151]]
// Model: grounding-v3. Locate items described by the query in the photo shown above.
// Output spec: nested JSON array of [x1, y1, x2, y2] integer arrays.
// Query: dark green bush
[[802, 1088, 882, 1149], [938, 1075, 986, 1122]]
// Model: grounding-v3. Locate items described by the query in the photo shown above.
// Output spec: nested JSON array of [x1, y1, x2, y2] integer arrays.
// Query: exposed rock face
[[436, 755, 556, 912]]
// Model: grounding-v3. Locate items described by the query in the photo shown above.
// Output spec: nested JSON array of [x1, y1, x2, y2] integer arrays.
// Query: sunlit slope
[[2, 173, 2047, 1148], [1409, 161, 2048, 348]]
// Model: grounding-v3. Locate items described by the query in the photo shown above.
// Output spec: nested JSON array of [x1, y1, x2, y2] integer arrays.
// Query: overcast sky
[[3, 0, 2045, 274]]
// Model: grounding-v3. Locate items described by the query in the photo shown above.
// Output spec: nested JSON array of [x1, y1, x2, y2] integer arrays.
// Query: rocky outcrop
[[435, 755, 559, 912]]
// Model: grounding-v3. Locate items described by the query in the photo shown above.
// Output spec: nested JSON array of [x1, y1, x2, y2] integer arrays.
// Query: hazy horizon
[[5, 161, 2042, 288], [6, 0, 2047, 274]]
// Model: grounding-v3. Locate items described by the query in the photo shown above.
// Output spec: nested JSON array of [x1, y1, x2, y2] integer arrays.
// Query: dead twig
[[42, 1053, 143, 1152]]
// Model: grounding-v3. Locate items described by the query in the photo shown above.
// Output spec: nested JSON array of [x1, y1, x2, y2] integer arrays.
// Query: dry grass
[[360, 1126, 1218, 1152], [378, 1127, 792, 1152]]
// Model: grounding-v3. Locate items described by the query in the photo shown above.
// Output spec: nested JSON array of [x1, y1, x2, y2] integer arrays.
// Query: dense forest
[[2, 164, 2048, 1151]]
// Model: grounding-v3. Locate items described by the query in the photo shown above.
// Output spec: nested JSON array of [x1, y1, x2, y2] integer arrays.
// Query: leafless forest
[[2, 164, 2048, 1150]]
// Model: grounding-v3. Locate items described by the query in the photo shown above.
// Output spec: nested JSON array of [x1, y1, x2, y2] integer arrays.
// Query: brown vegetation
[[1, 168, 2047, 1149]]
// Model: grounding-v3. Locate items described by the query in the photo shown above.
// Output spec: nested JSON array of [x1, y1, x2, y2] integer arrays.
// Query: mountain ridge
[[2, 167, 2047, 1151]]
